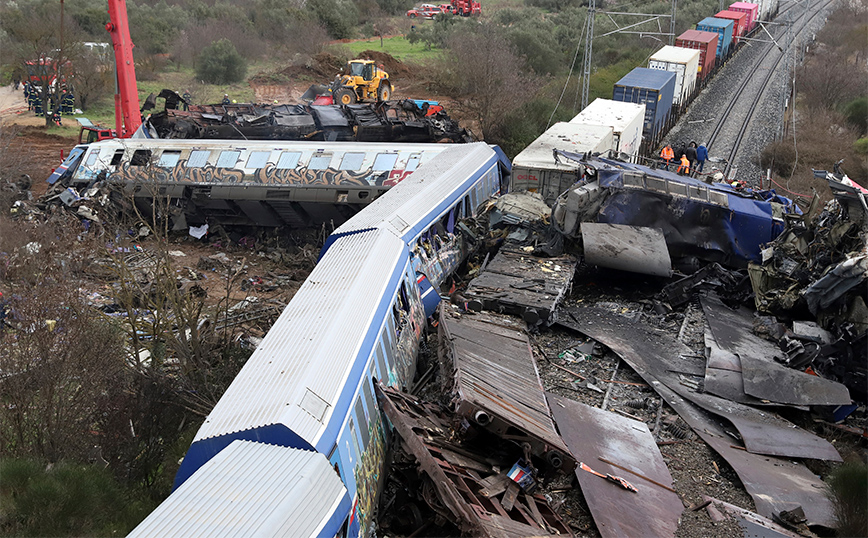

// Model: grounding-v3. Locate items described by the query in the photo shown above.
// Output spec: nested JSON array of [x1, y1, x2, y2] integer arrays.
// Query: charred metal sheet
[[547, 393, 682, 538], [464, 249, 577, 325], [702, 496, 805, 538], [146, 98, 472, 143], [556, 306, 837, 527], [700, 295, 851, 406], [581, 223, 672, 277], [376, 385, 573, 538], [704, 329, 770, 406], [560, 306, 841, 461], [440, 303, 575, 471]]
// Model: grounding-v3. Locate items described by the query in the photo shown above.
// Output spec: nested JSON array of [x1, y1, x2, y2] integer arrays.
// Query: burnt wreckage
[[142, 90, 472, 143]]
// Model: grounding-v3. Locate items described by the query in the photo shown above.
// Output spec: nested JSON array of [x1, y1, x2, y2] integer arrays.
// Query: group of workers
[[659, 141, 708, 177], [22, 81, 75, 126]]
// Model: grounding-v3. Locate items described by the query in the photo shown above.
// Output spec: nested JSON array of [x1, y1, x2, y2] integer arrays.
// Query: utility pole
[[581, 0, 595, 110], [669, 0, 677, 45]]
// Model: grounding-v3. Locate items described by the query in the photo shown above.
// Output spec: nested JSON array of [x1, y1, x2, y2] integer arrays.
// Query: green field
[[328, 35, 445, 65]]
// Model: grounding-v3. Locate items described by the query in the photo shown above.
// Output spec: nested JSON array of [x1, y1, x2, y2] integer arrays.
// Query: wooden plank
[[502, 481, 519, 512]]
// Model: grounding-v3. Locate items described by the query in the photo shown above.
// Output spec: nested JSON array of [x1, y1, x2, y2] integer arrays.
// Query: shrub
[[759, 141, 797, 178], [855, 137, 868, 155], [826, 461, 868, 538], [844, 97, 868, 134], [195, 39, 247, 84]]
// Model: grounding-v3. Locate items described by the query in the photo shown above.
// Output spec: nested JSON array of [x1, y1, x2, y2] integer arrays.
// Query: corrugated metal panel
[[570, 99, 645, 163], [513, 123, 614, 170], [613, 68, 676, 139], [696, 17, 734, 57], [130, 441, 349, 538], [186, 230, 406, 452], [728, 2, 758, 30], [332, 143, 498, 239], [648, 46, 700, 105], [675, 30, 719, 77], [715, 10, 747, 40]]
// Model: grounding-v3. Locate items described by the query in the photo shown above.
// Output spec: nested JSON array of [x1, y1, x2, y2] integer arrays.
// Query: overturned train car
[[551, 154, 802, 272], [127, 143, 511, 538], [48, 138, 469, 229], [144, 96, 472, 144]]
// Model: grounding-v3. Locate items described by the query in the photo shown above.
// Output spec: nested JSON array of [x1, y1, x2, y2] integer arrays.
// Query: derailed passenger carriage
[[128, 143, 510, 538], [551, 154, 801, 272], [49, 139, 458, 228]]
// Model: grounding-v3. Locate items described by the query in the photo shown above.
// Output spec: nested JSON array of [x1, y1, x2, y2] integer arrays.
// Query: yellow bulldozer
[[308, 59, 392, 105]]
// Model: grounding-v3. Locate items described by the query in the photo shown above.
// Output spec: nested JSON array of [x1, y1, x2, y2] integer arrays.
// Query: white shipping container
[[570, 98, 645, 164], [512, 122, 613, 204], [648, 46, 701, 105]]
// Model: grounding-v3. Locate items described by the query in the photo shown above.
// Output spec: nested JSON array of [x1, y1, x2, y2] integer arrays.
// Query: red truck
[[451, 0, 481, 16]]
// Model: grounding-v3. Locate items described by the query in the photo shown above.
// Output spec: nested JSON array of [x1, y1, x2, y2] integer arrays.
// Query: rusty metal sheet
[[376, 385, 574, 538], [556, 306, 837, 527], [700, 295, 851, 406], [581, 223, 673, 277], [464, 249, 577, 325], [547, 393, 682, 538], [559, 307, 841, 461], [702, 496, 806, 538], [441, 304, 575, 470]]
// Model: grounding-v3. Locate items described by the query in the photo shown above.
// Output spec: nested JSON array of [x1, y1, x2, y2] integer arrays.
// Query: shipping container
[[512, 122, 614, 202], [728, 2, 759, 32], [570, 99, 645, 163], [755, 0, 777, 20], [676, 30, 719, 78], [613, 67, 676, 141], [648, 46, 701, 105], [715, 10, 748, 43], [696, 17, 734, 58]]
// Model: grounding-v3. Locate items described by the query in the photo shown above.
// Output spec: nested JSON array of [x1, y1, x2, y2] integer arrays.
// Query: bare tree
[[444, 24, 538, 140], [0, 3, 73, 127]]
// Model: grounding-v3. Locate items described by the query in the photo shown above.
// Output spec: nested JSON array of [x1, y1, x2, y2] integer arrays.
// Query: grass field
[[328, 34, 445, 65]]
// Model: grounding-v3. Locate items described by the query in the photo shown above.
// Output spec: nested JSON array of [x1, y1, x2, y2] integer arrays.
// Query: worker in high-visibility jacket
[[677, 153, 690, 176], [660, 144, 674, 171]]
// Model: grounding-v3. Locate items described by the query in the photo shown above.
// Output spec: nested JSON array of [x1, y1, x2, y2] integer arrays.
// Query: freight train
[[513, 0, 778, 200], [127, 142, 510, 538]]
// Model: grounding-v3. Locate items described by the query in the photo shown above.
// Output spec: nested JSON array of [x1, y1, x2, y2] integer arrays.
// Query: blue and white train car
[[323, 142, 511, 289], [129, 143, 509, 538]]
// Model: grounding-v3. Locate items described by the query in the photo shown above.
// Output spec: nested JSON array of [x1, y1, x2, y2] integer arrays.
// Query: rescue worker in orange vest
[[677, 153, 690, 176], [660, 144, 674, 171]]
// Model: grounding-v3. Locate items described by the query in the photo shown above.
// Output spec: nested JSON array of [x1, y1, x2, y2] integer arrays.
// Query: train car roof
[[175, 230, 408, 486], [131, 441, 349, 538], [327, 143, 510, 248]]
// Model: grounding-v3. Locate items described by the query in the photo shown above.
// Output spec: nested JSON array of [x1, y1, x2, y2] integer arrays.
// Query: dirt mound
[[357, 50, 412, 78]]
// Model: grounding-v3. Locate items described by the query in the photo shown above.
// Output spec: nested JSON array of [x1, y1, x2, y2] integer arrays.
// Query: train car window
[[376, 341, 388, 381], [246, 150, 271, 170], [362, 376, 375, 416], [464, 195, 471, 217], [309, 153, 333, 170], [131, 149, 151, 166], [446, 206, 457, 233], [276, 151, 302, 169], [385, 314, 397, 354], [398, 282, 410, 313], [348, 419, 361, 464], [84, 149, 101, 167], [110, 150, 124, 166], [339, 152, 365, 171], [157, 151, 181, 168], [187, 150, 210, 168], [354, 399, 370, 447], [372, 153, 398, 171], [405, 154, 421, 172], [216, 150, 241, 168]]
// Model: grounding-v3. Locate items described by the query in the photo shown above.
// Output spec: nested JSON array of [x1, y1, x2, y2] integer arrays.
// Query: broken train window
[[130, 149, 152, 166]]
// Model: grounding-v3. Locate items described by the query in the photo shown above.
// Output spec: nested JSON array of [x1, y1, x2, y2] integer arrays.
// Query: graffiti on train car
[[352, 412, 388, 538], [107, 160, 410, 187]]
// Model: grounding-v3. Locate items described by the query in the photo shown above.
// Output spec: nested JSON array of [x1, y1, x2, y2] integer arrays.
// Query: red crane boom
[[105, 0, 140, 137]]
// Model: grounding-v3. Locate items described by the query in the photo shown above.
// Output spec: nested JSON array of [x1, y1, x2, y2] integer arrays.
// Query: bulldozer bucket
[[301, 84, 330, 102]]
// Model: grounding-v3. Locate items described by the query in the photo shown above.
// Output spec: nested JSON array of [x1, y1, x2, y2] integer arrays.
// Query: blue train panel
[[613, 68, 676, 140], [696, 17, 734, 58]]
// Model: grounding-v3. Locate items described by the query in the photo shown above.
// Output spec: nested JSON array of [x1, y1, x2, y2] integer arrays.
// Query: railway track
[[706, 0, 835, 179]]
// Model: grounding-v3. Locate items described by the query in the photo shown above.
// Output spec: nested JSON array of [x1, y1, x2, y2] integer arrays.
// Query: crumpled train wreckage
[[142, 89, 472, 143]]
